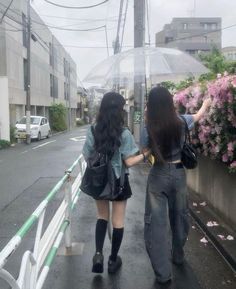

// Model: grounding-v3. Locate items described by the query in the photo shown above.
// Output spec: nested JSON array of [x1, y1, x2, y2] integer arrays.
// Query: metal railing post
[[64, 172, 72, 249]]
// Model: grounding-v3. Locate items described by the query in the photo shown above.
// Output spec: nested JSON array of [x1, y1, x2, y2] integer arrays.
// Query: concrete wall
[[0, 28, 7, 76], [187, 156, 236, 229], [0, 77, 10, 141], [0, 0, 78, 127]]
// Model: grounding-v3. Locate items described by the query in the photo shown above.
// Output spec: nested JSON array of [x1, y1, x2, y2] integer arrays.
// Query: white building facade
[[0, 0, 78, 140], [222, 46, 236, 61]]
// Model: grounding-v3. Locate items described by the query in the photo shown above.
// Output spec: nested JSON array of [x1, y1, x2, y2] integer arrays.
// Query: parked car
[[15, 116, 51, 141]]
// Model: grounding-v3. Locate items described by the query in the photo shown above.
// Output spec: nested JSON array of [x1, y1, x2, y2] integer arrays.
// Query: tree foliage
[[49, 103, 67, 132]]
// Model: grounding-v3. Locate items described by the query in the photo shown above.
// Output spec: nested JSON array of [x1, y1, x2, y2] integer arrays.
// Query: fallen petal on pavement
[[226, 235, 234, 241], [200, 237, 208, 243], [200, 201, 207, 206], [217, 234, 226, 240]]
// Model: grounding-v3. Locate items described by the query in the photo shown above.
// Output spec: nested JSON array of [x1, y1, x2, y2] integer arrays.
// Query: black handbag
[[80, 127, 125, 200], [180, 116, 198, 169]]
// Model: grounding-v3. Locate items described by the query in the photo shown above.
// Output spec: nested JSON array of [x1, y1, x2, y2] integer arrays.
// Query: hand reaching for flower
[[202, 97, 212, 109], [192, 97, 212, 123]]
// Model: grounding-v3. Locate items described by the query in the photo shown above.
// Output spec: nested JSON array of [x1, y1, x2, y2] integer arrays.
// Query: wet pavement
[[43, 164, 236, 289], [0, 129, 236, 289]]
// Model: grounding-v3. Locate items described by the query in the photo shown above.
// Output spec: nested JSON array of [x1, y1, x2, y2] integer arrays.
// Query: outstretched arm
[[124, 150, 150, 168], [192, 98, 211, 123]]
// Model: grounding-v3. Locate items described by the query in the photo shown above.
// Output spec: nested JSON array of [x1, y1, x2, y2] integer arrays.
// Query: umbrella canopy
[[84, 46, 209, 87]]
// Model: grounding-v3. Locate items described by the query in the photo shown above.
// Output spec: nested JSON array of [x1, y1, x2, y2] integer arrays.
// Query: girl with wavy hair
[[83, 91, 149, 274]]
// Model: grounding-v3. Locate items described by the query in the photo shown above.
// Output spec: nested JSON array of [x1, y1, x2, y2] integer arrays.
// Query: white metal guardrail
[[0, 155, 86, 289]]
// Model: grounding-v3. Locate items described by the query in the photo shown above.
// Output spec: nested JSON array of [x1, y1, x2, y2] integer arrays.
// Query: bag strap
[[119, 164, 126, 187], [91, 125, 95, 137], [180, 115, 191, 144]]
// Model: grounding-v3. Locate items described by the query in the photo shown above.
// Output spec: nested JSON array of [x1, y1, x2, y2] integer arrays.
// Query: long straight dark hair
[[94, 91, 125, 156], [146, 86, 182, 163]]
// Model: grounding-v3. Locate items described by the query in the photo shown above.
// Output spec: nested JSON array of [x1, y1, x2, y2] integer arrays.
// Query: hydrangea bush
[[174, 74, 236, 173]]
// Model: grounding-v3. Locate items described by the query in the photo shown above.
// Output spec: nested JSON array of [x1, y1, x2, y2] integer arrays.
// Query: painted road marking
[[32, 140, 56, 150], [70, 136, 86, 142], [21, 150, 28, 154]]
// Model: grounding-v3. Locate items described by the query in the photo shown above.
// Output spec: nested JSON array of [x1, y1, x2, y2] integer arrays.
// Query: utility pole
[[133, 0, 145, 142], [26, 0, 31, 144]]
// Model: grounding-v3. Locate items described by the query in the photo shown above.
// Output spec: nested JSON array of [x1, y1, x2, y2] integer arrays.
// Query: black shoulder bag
[[80, 126, 125, 200], [180, 116, 198, 169]]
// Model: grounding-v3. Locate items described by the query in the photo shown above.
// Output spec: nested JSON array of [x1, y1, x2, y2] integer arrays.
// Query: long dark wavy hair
[[94, 91, 125, 156], [146, 86, 182, 163]]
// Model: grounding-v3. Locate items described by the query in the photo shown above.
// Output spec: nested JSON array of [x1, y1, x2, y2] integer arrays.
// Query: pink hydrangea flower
[[222, 154, 228, 162], [230, 161, 236, 168]]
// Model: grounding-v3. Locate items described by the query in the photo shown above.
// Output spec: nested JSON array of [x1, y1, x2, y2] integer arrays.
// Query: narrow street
[[0, 127, 88, 212], [0, 127, 235, 289]]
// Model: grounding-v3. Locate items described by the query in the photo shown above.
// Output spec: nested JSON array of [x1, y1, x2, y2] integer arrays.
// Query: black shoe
[[108, 256, 122, 274], [92, 252, 104, 273], [156, 278, 172, 287]]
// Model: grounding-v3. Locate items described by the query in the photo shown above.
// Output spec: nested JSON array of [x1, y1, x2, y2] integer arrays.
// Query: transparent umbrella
[[84, 46, 209, 87]]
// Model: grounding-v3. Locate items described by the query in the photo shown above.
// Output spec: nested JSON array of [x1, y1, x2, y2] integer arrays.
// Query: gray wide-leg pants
[[144, 163, 189, 282]]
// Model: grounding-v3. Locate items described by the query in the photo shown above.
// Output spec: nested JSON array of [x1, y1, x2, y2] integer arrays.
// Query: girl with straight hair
[[82, 91, 149, 274], [141, 86, 211, 284]]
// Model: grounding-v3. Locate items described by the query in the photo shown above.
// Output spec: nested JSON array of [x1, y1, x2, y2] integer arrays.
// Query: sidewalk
[[189, 190, 236, 271], [1, 163, 236, 289], [43, 164, 203, 289]]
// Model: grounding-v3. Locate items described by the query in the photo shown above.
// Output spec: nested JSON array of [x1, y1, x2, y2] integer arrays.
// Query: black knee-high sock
[[95, 219, 108, 253], [110, 228, 124, 261]]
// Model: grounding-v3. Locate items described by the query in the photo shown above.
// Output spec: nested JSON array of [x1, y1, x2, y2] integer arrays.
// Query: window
[[183, 23, 188, 30], [64, 58, 67, 77], [23, 59, 27, 91], [53, 76, 58, 98], [186, 49, 197, 55], [211, 23, 217, 30], [22, 13, 27, 48], [67, 83, 70, 99], [165, 37, 174, 44], [53, 46, 57, 70], [64, 82, 67, 99], [201, 22, 218, 30], [50, 74, 53, 97], [49, 42, 53, 66]]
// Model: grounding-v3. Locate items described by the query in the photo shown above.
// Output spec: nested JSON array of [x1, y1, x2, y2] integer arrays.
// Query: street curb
[[189, 191, 236, 273], [51, 130, 67, 137]]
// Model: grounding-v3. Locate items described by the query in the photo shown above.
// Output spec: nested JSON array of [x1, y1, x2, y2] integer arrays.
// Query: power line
[[1, 18, 22, 31], [114, 0, 124, 54], [39, 14, 120, 22], [44, 0, 109, 9], [145, 0, 151, 45], [0, 3, 108, 32], [104, 0, 111, 57], [34, 22, 106, 32], [104, 25, 109, 56], [0, 0, 14, 24], [120, 0, 129, 52]]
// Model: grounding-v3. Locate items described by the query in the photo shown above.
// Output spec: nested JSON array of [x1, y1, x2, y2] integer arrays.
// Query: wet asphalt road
[[0, 127, 235, 289]]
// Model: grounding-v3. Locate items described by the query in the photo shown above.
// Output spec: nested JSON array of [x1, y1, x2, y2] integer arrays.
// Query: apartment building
[[222, 46, 236, 61], [155, 17, 222, 57], [0, 0, 77, 140]]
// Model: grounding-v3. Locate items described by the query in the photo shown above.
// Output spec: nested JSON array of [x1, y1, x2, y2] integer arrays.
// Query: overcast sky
[[32, 0, 236, 87]]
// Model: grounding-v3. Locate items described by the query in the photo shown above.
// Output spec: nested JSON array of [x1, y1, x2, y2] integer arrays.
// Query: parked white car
[[15, 116, 51, 140]]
